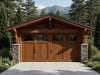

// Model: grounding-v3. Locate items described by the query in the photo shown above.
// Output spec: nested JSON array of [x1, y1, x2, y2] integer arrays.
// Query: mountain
[[37, 5, 71, 15]]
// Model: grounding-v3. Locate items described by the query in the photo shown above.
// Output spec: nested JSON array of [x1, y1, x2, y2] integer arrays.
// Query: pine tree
[[40, 9, 46, 16], [0, 3, 10, 51], [14, 6, 24, 24], [69, 0, 88, 24], [0, 0, 22, 26], [86, 0, 100, 27], [86, 0, 100, 37], [22, 0, 37, 20], [94, 10, 100, 50], [51, 10, 55, 14], [56, 10, 60, 16]]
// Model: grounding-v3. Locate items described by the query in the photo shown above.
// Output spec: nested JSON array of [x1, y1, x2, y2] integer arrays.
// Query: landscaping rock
[[8, 62, 13, 65], [4, 63, 9, 66]]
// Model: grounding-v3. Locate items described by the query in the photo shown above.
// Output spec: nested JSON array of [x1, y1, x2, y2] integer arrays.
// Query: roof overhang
[[6, 14, 94, 32]]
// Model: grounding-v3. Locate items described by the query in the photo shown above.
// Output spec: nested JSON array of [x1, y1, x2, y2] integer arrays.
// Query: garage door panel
[[22, 43, 34, 61], [34, 43, 49, 61], [50, 42, 63, 61]]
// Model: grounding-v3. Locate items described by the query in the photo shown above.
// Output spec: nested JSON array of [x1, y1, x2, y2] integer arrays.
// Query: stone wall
[[81, 44, 88, 61], [12, 44, 20, 62]]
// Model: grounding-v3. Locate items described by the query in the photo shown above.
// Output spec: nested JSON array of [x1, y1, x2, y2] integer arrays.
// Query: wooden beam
[[7, 16, 50, 31], [82, 28, 88, 44], [49, 17, 52, 29], [51, 16, 93, 32], [12, 29, 18, 44]]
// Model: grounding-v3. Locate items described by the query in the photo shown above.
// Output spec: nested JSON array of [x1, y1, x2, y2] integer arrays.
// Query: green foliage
[[0, 0, 22, 26], [0, 57, 2, 66], [40, 9, 46, 16], [2, 58, 10, 63], [0, 3, 11, 51], [69, 0, 88, 24], [14, 6, 24, 24], [0, 66, 6, 73], [87, 62, 94, 67], [0, 48, 11, 58], [62, 13, 69, 19], [88, 38, 93, 59], [11, 60, 18, 65], [56, 10, 60, 16], [91, 46, 99, 55], [94, 10, 100, 50], [21, 0, 38, 20], [86, 0, 100, 27], [83, 60, 88, 64], [51, 10, 55, 14], [93, 63, 100, 73], [91, 54, 100, 62]]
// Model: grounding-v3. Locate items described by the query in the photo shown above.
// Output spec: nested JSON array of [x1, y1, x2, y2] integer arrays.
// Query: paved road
[[0, 62, 100, 75]]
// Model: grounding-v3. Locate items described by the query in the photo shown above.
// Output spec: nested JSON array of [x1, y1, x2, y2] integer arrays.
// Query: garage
[[6, 13, 93, 62], [22, 34, 80, 62]]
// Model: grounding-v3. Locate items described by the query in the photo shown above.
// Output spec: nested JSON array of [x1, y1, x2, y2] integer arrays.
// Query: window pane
[[38, 35, 48, 41], [24, 35, 34, 41], [67, 34, 77, 41], [53, 35, 63, 41]]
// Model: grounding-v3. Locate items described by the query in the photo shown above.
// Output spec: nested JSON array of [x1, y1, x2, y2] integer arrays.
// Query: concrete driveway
[[0, 62, 99, 75]]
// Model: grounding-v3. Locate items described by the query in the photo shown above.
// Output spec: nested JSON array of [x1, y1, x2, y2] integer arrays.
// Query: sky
[[23, 0, 72, 9]]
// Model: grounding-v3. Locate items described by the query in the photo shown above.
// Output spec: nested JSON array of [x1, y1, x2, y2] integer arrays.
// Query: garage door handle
[[50, 49, 52, 54], [34, 49, 35, 53]]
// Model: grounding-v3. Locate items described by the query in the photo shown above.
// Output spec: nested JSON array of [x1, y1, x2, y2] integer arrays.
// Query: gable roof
[[6, 13, 94, 32]]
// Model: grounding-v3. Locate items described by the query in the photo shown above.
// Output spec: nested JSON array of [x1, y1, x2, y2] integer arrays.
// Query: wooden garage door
[[22, 34, 80, 62]]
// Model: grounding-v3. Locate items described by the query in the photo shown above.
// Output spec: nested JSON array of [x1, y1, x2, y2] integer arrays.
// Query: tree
[[86, 0, 100, 38], [14, 6, 24, 24], [94, 11, 100, 50], [0, 0, 22, 26], [21, 0, 37, 20], [69, 0, 88, 24], [86, 0, 100, 27], [0, 3, 10, 51], [40, 9, 46, 16], [56, 10, 60, 16], [50, 10, 55, 14]]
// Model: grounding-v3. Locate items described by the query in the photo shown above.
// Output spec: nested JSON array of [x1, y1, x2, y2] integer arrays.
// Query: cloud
[[36, 5, 46, 9]]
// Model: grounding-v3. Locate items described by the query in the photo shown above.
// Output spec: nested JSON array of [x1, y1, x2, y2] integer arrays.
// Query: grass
[[0, 58, 18, 73], [0, 65, 13, 73]]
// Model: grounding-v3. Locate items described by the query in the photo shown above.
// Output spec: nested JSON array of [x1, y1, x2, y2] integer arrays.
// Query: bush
[[86, 62, 94, 67], [93, 63, 100, 72], [0, 66, 6, 73], [88, 39, 93, 59], [11, 60, 18, 65], [0, 48, 11, 59], [92, 54, 100, 62], [0, 57, 2, 66], [2, 58, 10, 63], [91, 46, 99, 55], [83, 60, 88, 64]]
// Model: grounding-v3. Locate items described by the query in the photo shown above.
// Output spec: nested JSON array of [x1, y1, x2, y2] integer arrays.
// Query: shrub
[[0, 57, 2, 66], [0, 66, 6, 73], [93, 63, 100, 72], [2, 58, 10, 63], [83, 60, 88, 64], [0, 48, 11, 59], [91, 46, 99, 55], [86, 62, 94, 67], [88, 39, 93, 59], [92, 54, 100, 62], [11, 60, 18, 65]]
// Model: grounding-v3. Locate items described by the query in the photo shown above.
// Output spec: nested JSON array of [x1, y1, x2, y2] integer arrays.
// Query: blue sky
[[23, 0, 72, 9]]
